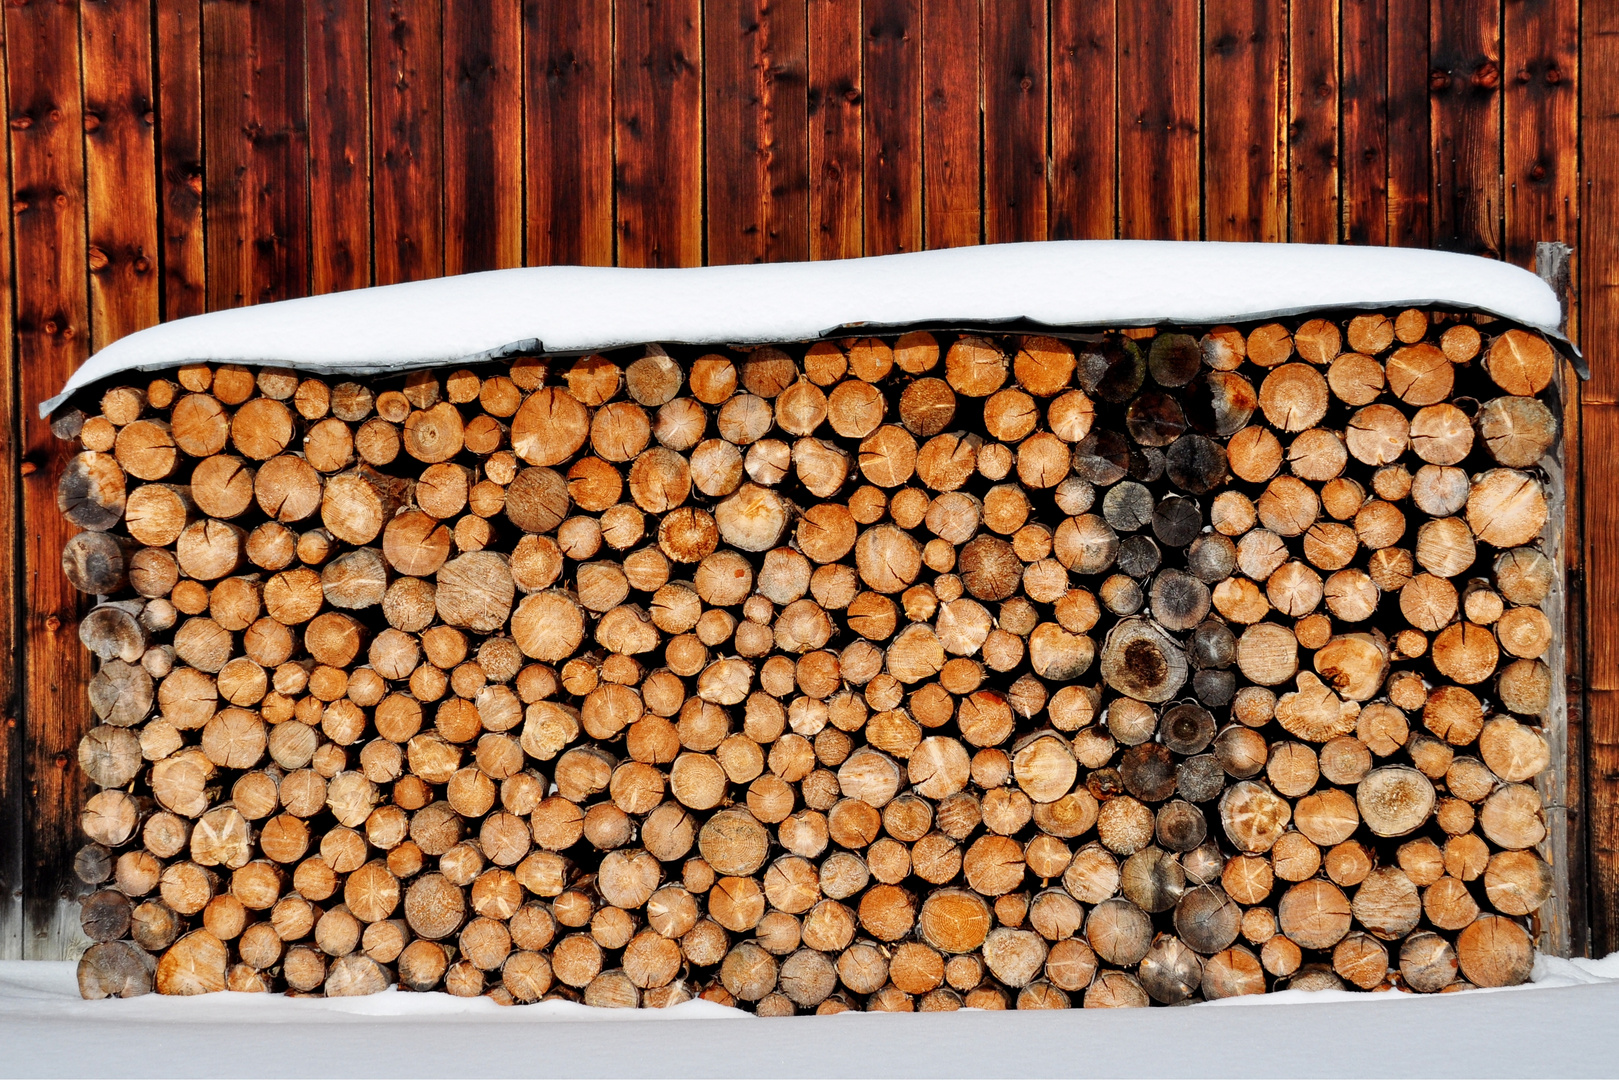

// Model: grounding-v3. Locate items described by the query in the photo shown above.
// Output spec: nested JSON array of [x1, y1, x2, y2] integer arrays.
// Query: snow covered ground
[[3, 955, 1618, 1078]]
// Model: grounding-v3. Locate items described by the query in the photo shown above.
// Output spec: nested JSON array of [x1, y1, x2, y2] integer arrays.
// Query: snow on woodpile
[[50, 240, 1574, 1019], [43, 241, 1562, 416]]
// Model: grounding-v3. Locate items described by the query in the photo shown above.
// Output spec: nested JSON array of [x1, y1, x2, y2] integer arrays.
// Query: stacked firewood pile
[[61, 311, 1561, 1010]]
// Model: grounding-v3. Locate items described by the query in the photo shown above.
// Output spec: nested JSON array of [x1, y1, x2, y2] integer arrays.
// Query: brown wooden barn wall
[[0, 0, 1607, 958]]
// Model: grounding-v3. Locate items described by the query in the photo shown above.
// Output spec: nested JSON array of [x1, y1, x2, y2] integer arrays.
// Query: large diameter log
[[1400, 931, 1459, 993], [715, 484, 788, 552], [1099, 618, 1187, 703], [1274, 672, 1359, 742], [1486, 329, 1556, 396], [1219, 781, 1290, 854], [58, 451, 128, 530], [155, 929, 228, 995], [1478, 395, 1557, 467], [1456, 915, 1534, 987], [78, 940, 155, 999], [1312, 634, 1389, 701], [511, 387, 590, 465], [322, 468, 409, 545], [918, 889, 992, 953], [63, 531, 136, 594], [436, 552, 516, 632], [1466, 469, 1548, 549], [1357, 767, 1436, 837], [511, 591, 586, 662]]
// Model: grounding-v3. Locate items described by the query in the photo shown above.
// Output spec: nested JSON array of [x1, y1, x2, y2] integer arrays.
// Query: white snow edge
[[42, 241, 1564, 417]]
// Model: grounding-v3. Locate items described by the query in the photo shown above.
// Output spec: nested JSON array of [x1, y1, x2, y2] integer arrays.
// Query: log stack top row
[[60, 307, 1562, 1011]]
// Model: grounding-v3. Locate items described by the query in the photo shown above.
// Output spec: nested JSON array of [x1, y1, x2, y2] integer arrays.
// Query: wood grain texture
[[1120, 0, 1199, 239], [1586, 404, 1619, 688], [615, 0, 703, 267], [863, 0, 923, 255], [0, 9, 20, 960], [1387, 0, 1431, 246], [155, 0, 205, 318], [444, 0, 521, 274], [1430, 0, 1501, 256], [525, 0, 613, 267], [1580, 0, 1618, 402], [807, 0, 862, 259], [1537, 318, 1579, 957], [81, 0, 159, 348], [1588, 689, 1619, 952], [1560, 353, 1588, 956], [372, 0, 443, 284], [1340, 0, 1388, 244], [1287, 0, 1339, 243], [705, 0, 810, 265], [1050, 0, 1115, 240], [1584, 395, 1619, 951], [203, 0, 309, 308], [922, 0, 980, 250], [983, 0, 1047, 244], [1503, 0, 1577, 269], [1203, 0, 1283, 242], [306, 0, 371, 294], [5, 0, 92, 940]]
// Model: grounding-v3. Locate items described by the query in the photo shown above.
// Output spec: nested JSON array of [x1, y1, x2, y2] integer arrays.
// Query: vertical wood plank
[[1558, 352, 1587, 957], [863, 0, 922, 255], [983, 0, 1046, 244], [1589, 688, 1619, 953], [1202, 0, 1283, 242], [1429, 0, 1501, 256], [1568, 385, 1588, 957], [1583, 1, 1619, 405], [1584, 405, 1619, 952], [1119, 0, 1199, 240], [306, 0, 371, 294], [525, 0, 613, 267], [0, 9, 21, 960], [1503, 0, 1576, 270], [1340, 0, 1387, 244], [1288, 0, 1340, 243], [203, 0, 310, 309], [921, 0, 980, 249], [807, 0, 862, 260], [1050, 0, 1115, 241], [372, 0, 443, 284], [615, 0, 704, 267], [82, 0, 159, 348], [1582, 0, 1619, 956], [5, 0, 91, 953], [444, 0, 522, 274], [155, 0, 204, 318], [1387, 0, 1430, 244], [704, 0, 811, 265], [1531, 305, 1577, 959]]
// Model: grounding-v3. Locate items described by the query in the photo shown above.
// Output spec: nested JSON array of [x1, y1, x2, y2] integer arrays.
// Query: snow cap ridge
[[43, 240, 1563, 416]]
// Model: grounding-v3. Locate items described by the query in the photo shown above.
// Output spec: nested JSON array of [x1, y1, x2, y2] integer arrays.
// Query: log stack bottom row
[[62, 309, 1563, 1011]]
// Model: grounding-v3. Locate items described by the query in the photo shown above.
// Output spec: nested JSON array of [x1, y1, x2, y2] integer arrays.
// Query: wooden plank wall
[[0, 0, 1604, 958]]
